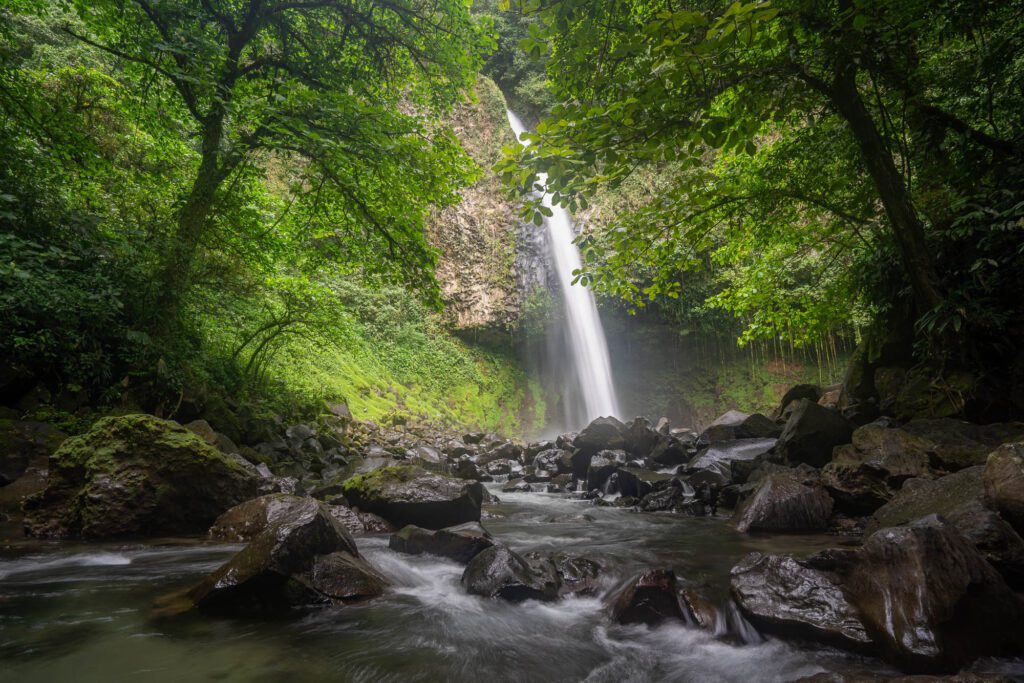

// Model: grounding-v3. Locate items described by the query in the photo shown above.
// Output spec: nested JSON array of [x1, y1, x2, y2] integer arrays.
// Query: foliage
[[499, 0, 1024, 369], [473, 0, 553, 120]]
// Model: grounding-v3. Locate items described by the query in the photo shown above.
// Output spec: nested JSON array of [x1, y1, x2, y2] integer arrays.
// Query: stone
[[341, 465, 484, 530], [189, 498, 384, 613], [777, 399, 854, 467], [0, 419, 66, 486], [23, 414, 260, 538], [687, 438, 777, 485], [573, 416, 626, 455], [779, 384, 823, 414], [615, 467, 674, 499], [622, 417, 660, 457], [733, 473, 833, 533], [866, 467, 1024, 589], [983, 442, 1024, 534], [533, 448, 573, 475], [730, 553, 872, 652], [554, 554, 602, 597], [388, 522, 494, 563], [210, 494, 318, 542], [606, 569, 685, 625], [821, 423, 937, 515], [902, 419, 1024, 471], [843, 517, 1024, 673], [585, 449, 626, 491], [461, 545, 560, 602], [649, 434, 691, 467]]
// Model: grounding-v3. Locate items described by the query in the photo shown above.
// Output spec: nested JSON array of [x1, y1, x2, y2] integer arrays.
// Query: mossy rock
[[342, 465, 484, 530], [23, 414, 261, 538]]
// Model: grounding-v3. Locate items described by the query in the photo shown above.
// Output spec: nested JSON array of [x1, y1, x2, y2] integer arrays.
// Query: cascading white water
[[506, 110, 620, 425]]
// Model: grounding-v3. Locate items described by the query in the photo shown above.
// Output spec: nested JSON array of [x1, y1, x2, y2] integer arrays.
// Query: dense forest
[[2, 1, 1024, 681]]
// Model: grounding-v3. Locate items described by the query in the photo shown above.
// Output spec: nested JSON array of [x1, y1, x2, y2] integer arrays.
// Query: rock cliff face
[[428, 77, 551, 331]]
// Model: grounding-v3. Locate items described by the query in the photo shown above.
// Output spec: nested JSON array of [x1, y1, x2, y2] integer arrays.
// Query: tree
[[498, 0, 1024, 345], [65, 0, 492, 319]]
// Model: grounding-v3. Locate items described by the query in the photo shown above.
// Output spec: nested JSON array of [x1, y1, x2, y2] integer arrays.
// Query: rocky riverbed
[[2, 387, 1024, 681]]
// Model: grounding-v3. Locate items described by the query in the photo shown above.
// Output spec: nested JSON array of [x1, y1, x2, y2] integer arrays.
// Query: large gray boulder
[[341, 465, 484, 530], [686, 438, 777, 486]]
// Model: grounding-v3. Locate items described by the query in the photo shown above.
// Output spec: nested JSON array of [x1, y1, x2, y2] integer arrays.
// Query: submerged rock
[[461, 545, 560, 602], [341, 465, 484, 530], [732, 473, 833, 533], [24, 414, 260, 538], [606, 569, 685, 625], [389, 522, 494, 564], [554, 555, 602, 597], [730, 553, 872, 652], [189, 498, 385, 613]]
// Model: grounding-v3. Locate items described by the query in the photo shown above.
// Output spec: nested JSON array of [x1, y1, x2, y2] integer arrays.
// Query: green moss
[[342, 464, 422, 496]]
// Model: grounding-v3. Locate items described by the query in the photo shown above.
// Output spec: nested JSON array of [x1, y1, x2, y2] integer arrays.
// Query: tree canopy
[[499, 0, 1024, 366]]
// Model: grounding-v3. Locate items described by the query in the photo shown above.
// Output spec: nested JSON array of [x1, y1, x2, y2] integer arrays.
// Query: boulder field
[[5, 384, 1024, 675]]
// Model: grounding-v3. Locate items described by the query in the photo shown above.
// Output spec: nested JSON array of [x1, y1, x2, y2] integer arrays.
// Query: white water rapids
[[506, 109, 621, 426]]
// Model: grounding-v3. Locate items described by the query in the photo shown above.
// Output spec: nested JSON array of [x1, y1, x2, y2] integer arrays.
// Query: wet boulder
[[615, 467, 674, 499], [606, 569, 685, 625], [983, 442, 1024, 534], [779, 384, 823, 415], [730, 553, 872, 652], [586, 449, 627, 492], [189, 497, 384, 613], [573, 417, 626, 455], [388, 522, 494, 564], [687, 438, 777, 486], [901, 419, 1024, 471], [649, 433, 692, 467], [461, 545, 560, 602], [23, 414, 261, 538], [865, 467, 1024, 587], [209, 493, 317, 541], [341, 465, 484, 530], [484, 458, 520, 477], [554, 554, 603, 597], [732, 472, 833, 533], [700, 411, 781, 445], [821, 423, 936, 515], [451, 457, 483, 481], [777, 399, 854, 468], [639, 483, 705, 515], [533, 448, 573, 475], [842, 516, 1024, 673], [623, 417, 660, 457], [501, 479, 532, 493], [329, 505, 394, 535]]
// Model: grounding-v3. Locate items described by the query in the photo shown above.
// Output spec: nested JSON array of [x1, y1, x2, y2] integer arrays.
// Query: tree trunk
[[828, 64, 944, 314], [156, 113, 225, 321]]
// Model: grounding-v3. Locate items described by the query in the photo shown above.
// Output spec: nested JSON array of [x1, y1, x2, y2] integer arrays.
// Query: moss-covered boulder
[[23, 414, 261, 538], [341, 465, 484, 530]]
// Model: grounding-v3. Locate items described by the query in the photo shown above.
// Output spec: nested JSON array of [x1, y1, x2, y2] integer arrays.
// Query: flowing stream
[[506, 110, 620, 428], [0, 486, 905, 683]]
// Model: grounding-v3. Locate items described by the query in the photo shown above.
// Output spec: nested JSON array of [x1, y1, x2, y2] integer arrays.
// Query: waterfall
[[506, 110, 621, 427]]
